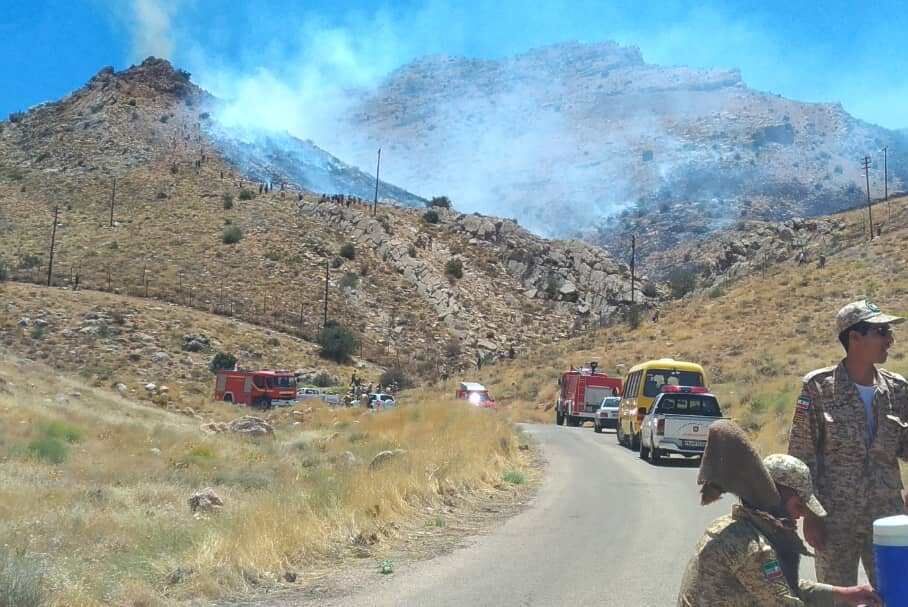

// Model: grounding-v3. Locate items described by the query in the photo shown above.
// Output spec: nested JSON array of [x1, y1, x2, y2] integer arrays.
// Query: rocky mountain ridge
[[322, 41, 908, 265]]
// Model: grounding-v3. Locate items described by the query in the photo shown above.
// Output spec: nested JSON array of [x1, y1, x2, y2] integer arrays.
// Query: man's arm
[[736, 554, 878, 606], [787, 382, 820, 475]]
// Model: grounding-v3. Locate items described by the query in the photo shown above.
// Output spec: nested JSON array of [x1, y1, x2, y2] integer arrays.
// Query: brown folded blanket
[[697, 419, 780, 511]]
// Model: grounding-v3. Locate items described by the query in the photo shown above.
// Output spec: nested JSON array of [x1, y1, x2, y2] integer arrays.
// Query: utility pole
[[372, 148, 381, 217], [862, 155, 874, 240], [47, 205, 59, 286], [322, 259, 330, 329], [629, 234, 636, 304], [883, 146, 890, 223], [109, 177, 117, 227]]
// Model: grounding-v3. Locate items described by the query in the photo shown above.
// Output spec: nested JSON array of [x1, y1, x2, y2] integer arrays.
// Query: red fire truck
[[555, 362, 623, 427], [214, 369, 297, 409]]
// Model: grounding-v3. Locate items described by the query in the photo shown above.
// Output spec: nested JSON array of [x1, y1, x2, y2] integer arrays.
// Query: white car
[[593, 396, 620, 433], [368, 393, 396, 410], [296, 387, 341, 406], [639, 386, 723, 465]]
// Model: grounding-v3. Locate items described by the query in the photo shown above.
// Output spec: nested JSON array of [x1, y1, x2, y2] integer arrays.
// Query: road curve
[[293, 424, 828, 606]]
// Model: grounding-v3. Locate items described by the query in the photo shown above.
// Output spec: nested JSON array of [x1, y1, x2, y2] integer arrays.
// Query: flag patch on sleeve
[[796, 396, 811, 411], [762, 560, 784, 582]]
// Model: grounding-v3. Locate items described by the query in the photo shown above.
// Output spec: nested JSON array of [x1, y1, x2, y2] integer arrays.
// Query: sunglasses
[[869, 325, 893, 337]]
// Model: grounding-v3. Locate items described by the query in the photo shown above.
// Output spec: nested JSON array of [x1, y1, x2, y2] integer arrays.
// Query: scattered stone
[[18, 317, 29, 327], [115, 383, 128, 395], [150, 447, 161, 456], [369, 448, 407, 470], [151, 351, 170, 364], [188, 487, 224, 513], [181, 334, 210, 352], [144, 383, 157, 392]]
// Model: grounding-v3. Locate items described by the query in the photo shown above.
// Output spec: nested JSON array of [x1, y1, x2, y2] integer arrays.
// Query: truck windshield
[[266, 376, 297, 388], [643, 370, 703, 397], [657, 395, 721, 417]]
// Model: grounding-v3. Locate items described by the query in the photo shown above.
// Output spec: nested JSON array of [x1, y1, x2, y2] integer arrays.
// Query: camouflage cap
[[836, 300, 904, 334], [763, 454, 826, 518]]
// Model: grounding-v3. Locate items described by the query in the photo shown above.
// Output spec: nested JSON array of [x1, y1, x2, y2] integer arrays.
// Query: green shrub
[[426, 196, 452, 209], [312, 371, 337, 387], [502, 470, 526, 485], [238, 189, 255, 201], [641, 282, 658, 298], [159, 115, 169, 123], [668, 267, 697, 298], [317, 321, 359, 363], [339, 242, 356, 260], [29, 325, 44, 340], [41, 421, 82, 444], [330, 256, 344, 269], [222, 193, 234, 210], [0, 261, 7, 281], [544, 275, 560, 299], [422, 209, 440, 224], [18, 254, 41, 270], [209, 351, 237, 373], [445, 258, 463, 280], [222, 225, 243, 244], [379, 367, 412, 390], [0, 547, 46, 607], [626, 303, 643, 329], [340, 272, 359, 289], [27, 437, 67, 464], [708, 285, 724, 299]]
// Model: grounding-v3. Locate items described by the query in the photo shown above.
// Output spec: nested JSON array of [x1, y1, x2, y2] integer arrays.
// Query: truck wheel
[[639, 438, 649, 459], [556, 410, 564, 426], [594, 422, 602, 433], [631, 433, 640, 451], [616, 424, 624, 446], [650, 440, 662, 466], [223, 394, 233, 403]]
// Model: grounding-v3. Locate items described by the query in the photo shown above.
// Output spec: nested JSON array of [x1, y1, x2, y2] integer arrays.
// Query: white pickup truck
[[639, 386, 723, 465]]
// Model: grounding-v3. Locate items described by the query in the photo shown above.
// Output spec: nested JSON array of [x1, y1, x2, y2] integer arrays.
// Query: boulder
[[151, 351, 170, 364], [228, 416, 274, 437], [188, 487, 224, 513], [370, 448, 407, 470]]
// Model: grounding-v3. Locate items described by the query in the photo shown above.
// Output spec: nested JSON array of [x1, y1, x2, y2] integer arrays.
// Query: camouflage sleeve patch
[[734, 546, 806, 605], [762, 559, 784, 582], [794, 395, 811, 420]]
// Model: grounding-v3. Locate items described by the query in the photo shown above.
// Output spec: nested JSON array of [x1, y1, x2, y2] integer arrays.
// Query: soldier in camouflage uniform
[[678, 453, 879, 606], [788, 301, 908, 594]]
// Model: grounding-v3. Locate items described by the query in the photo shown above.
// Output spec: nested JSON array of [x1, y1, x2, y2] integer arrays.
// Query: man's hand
[[803, 512, 827, 551], [833, 584, 881, 606]]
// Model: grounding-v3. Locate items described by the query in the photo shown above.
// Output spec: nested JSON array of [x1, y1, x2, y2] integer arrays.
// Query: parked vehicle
[[368, 393, 396, 410], [593, 396, 621, 433], [639, 385, 723, 465], [214, 369, 297, 409], [556, 362, 622, 427], [455, 382, 497, 408], [616, 358, 706, 450], [297, 387, 341, 406]]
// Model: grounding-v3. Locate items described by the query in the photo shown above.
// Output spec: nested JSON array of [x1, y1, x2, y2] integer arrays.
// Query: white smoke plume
[[126, 0, 183, 61]]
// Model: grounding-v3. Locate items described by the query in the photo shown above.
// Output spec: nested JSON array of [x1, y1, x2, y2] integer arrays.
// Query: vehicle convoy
[[297, 387, 341, 406], [556, 362, 623, 427], [593, 396, 621, 433], [456, 382, 497, 408], [617, 358, 707, 449], [638, 385, 724, 465], [214, 369, 297, 409]]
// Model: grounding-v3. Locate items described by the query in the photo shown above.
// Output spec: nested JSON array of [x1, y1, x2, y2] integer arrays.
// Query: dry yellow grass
[[0, 354, 528, 606]]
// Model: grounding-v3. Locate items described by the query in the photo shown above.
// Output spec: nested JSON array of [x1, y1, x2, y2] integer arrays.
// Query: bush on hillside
[[422, 209, 440, 224], [0, 260, 8, 281], [317, 321, 359, 363], [626, 303, 643, 329], [379, 367, 412, 390], [445, 258, 463, 280], [222, 225, 243, 244], [0, 547, 46, 607], [209, 351, 237, 373], [340, 272, 359, 289], [426, 196, 452, 209], [339, 242, 356, 260], [668, 267, 698, 298], [222, 193, 234, 210], [312, 371, 337, 387], [641, 282, 658, 298], [238, 189, 255, 201]]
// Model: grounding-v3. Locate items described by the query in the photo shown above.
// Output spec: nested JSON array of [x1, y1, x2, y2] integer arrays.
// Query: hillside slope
[[0, 58, 648, 370]]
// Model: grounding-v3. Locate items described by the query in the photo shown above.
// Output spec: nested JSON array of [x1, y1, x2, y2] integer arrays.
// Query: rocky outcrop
[[188, 487, 224, 513]]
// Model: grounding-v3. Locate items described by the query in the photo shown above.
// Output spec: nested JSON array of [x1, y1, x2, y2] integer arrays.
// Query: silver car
[[594, 396, 620, 433]]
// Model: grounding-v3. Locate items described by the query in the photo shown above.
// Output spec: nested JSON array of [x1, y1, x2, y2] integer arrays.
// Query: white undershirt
[[854, 382, 876, 442]]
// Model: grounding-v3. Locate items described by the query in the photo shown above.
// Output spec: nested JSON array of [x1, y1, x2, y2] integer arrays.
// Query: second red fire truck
[[555, 362, 623, 427]]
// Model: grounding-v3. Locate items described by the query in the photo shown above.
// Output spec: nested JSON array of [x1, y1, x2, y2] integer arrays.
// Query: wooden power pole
[[109, 177, 117, 227], [630, 234, 636, 304], [47, 205, 59, 286], [322, 259, 330, 329], [372, 148, 381, 217], [863, 155, 874, 240]]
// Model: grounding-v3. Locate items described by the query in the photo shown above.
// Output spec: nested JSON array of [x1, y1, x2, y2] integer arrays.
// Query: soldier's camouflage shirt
[[788, 361, 908, 528], [678, 506, 836, 607]]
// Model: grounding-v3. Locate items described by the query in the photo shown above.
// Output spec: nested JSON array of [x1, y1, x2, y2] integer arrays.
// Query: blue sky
[[4, 0, 908, 129]]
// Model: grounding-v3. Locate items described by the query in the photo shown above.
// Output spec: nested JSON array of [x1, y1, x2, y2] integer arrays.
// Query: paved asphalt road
[[306, 423, 831, 607]]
